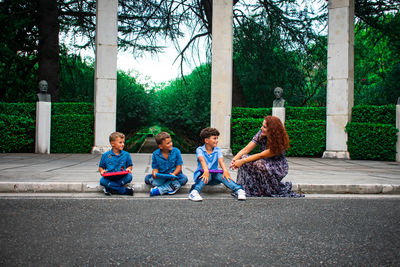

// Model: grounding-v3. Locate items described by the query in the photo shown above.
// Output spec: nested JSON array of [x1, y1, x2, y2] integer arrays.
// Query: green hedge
[[286, 107, 326, 121], [231, 118, 263, 154], [52, 102, 94, 115], [232, 107, 271, 119], [285, 120, 326, 157], [51, 114, 94, 153], [0, 102, 36, 118], [352, 105, 396, 124], [0, 102, 94, 153], [346, 122, 398, 161], [0, 114, 35, 153]]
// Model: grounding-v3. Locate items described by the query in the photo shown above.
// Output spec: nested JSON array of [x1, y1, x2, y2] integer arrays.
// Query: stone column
[[92, 0, 118, 154], [323, 0, 355, 159], [35, 102, 51, 154], [396, 104, 400, 162], [211, 0, 233, 155]]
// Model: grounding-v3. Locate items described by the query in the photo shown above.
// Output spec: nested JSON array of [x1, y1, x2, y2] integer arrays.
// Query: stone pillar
[[92, 0, 118, 154], [396, 104, 400, 162], [323, 0, 355, 159], [35, 102, 51, 154], [211, 0, 233, 155], [272, 107, 286, 125]]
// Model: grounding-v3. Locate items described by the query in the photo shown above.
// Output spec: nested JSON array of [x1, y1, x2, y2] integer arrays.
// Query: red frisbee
[[102, 170, 129, 177]]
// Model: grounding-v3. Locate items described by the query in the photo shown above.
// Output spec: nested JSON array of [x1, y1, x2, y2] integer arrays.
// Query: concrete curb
[[0, 182, 399, 194]]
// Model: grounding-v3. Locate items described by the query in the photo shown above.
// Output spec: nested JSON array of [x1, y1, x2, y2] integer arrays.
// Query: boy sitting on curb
[[145, 132, 188, 196]]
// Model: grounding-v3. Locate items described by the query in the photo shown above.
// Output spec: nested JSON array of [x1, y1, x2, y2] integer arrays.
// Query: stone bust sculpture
[[37, 80, 51, 102], [272, 87, 285, 107]]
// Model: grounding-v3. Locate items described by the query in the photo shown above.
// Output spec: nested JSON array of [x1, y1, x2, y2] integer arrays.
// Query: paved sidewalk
[[0, 153, 399, 195]]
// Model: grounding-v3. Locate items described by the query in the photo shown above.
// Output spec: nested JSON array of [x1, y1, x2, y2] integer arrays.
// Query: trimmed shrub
[[285, 120, 326, 157], [52, 102, 93, 115], [0, 102, 36, 118], [286, 107, 326, 121], [0, 114, 35, 153], [352, 104, 396, 124], [346, 122, 398, 161], [232, 107, 271, 119], [51, 114, 94, 153]]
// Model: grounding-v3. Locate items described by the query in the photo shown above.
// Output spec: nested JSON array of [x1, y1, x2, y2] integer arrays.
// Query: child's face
[[159, 137, 173, 151], [205, 135, 218, 148], [110, 137, 125, 151]]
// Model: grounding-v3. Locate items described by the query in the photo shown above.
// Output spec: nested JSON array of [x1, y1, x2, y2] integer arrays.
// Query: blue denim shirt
[[152, 147, 183, 174], [193, 145, 223, 179], [99, 150, 133, 172]]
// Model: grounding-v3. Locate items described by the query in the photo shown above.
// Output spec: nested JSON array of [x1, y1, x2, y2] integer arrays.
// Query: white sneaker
[[236, 189, 247, 201], [188, 190, 203, 202]]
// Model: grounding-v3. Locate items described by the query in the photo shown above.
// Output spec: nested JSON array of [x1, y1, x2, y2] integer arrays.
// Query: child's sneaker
[[167, 183, 179, 195], [103, 188, 112, 196], [125, 188, 134, 196], [188, 190, 203, 202], [232, 189, 247, 201], [150, 187, 161, 196]]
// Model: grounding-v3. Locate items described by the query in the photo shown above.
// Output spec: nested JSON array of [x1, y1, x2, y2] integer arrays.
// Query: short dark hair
[[109, 132, 125, 142], [200, 127, 220, 142], [155, 132, 171, 145]]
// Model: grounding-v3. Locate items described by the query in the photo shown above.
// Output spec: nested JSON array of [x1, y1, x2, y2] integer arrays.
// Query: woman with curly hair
[[230, 116, 303, 197]]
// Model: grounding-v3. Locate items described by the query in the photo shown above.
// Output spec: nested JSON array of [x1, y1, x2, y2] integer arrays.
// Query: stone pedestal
[[35, 102, 51, 154], [272, 107, 285, 125], [396, 105, 400, 162], [210, 0, 233, 155], [323, 0, 354, 160], [92, 0, 118, 154]]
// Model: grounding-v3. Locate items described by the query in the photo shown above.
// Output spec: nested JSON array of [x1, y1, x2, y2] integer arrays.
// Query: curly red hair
[[264, 116, 290, 154]]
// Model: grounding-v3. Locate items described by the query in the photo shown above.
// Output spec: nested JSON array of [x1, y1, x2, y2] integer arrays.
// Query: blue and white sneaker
[[150, 187, 161, 197], [103, 188, 112, 196], [167, 183, 179, 195], [188, 190, 203, 201]]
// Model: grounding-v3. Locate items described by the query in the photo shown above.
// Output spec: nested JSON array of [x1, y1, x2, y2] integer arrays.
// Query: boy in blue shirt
[[145, 132, 188, 196], [99, 132, 134, 196], [188, 127, 246, 201]]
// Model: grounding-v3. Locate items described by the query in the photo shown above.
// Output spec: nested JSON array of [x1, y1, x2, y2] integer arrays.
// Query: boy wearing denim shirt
[[145, 132, 188, 196], [99, 132, 134, 196], [188, 127, 246, 201]]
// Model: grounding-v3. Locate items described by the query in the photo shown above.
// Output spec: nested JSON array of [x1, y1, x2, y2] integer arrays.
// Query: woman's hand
[[232, 159, 245, 169], [230, 159, 238, 170]]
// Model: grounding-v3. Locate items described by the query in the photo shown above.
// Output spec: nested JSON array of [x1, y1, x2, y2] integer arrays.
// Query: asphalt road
[[0, 196, 399, 266]]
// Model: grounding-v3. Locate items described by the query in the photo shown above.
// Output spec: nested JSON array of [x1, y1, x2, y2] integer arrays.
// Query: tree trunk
[[202, 0, 246, 107], [38, 0, 59, 102]]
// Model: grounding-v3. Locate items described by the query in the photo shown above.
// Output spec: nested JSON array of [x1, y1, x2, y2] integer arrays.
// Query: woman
[[230, 116, 303, 197]]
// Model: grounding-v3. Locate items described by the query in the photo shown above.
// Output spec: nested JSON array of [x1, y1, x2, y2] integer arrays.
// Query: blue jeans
[[100, 173, 132, 195], [191, 173, 242, 193], [144, 173, 188, 195]]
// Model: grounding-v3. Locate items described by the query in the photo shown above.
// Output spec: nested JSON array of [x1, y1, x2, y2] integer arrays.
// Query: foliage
[[153, 64, 211, 139], [116, 71, 152, 133], [346, 122, 398, 161], [231, 118, 264, 155], [232, 107, 272, 119], [0, 114, 35, 153], [52, 102, 93, 115], [0, 102, 36, 118], [285, 120, 326, 157], [51, 114, 94, 153], [352, 104, 396, 124], [286, 107, 326, 121]]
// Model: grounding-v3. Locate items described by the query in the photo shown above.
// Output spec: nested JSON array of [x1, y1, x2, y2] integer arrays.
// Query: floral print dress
[[236, 130, 303, 197]]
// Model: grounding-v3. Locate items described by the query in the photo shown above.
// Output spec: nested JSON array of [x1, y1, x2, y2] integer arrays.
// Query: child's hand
[[200, 171, 209, 184], [223, 170, 232, 182], [127, 168, 133, 174], [100, 169, 107, 175], [169, 173, 177, 180]]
